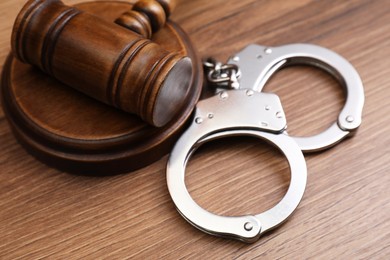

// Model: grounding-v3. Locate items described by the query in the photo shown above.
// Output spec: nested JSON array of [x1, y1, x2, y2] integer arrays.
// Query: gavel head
[[11, 0, 193, 127]]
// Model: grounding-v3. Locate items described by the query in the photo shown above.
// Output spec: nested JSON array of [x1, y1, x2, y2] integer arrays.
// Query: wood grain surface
[[1, 0, 389, 259]]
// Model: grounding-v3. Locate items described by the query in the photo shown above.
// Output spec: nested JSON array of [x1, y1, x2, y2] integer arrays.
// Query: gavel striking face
[[11, 0, 191, 127]]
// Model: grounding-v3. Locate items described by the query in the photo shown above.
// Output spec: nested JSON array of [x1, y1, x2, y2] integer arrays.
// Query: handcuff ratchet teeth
[[166, 44, 364, 242]]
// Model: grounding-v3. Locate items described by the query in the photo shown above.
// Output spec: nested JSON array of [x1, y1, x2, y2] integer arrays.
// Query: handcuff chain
[[203, 58, 241, 89]]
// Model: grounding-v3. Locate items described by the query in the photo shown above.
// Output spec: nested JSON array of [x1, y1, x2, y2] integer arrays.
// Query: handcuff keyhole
[[244, 222, 253, 231]]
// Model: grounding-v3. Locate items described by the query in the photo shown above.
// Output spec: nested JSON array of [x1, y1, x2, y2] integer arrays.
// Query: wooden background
[[1, 0, 389, 259]]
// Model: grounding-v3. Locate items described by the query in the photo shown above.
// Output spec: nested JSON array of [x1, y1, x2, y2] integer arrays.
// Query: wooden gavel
[[11, 0, 192, 127]]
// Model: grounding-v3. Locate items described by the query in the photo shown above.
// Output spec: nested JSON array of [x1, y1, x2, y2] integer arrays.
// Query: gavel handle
[[115, 0, 177, 38]]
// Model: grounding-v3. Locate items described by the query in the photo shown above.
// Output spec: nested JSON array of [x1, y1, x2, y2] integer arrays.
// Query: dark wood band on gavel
[[11, 0, 192, 127]]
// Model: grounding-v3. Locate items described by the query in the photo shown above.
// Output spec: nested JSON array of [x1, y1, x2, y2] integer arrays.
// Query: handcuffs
[[166, 44, 364, 243]]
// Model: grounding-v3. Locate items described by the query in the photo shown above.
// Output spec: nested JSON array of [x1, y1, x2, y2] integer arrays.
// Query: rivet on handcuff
[[166, 44, 364, 243]]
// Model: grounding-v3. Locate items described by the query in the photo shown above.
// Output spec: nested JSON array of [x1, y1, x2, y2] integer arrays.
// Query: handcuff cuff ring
[[166, 43, 364, 242]]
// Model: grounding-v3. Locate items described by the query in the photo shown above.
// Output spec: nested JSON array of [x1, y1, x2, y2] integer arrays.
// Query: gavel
[[11, 0, 192, 127]]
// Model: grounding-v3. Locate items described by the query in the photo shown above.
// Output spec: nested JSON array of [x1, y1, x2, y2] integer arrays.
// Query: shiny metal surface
[[167, 129, 306, 243], [166, 43, 364, 242], [167, 90, 306, 242], [189, 89, 287, 137], [228, 44, 364, 152], [203, 58, 241, 89], [291, 123, 349, 152]]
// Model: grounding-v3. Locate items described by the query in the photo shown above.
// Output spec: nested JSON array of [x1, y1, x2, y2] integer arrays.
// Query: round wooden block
[[1, 1, 202, 175]]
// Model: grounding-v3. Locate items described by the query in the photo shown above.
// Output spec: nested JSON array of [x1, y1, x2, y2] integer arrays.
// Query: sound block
[[1, 1, 202, 175]]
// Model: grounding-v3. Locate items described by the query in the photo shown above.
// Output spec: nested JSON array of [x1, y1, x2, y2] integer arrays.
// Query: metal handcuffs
[[166, 44, 364, 243]]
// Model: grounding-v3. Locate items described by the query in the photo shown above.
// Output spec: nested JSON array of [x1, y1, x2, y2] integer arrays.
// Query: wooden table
[[1, 0, 389, 258]]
